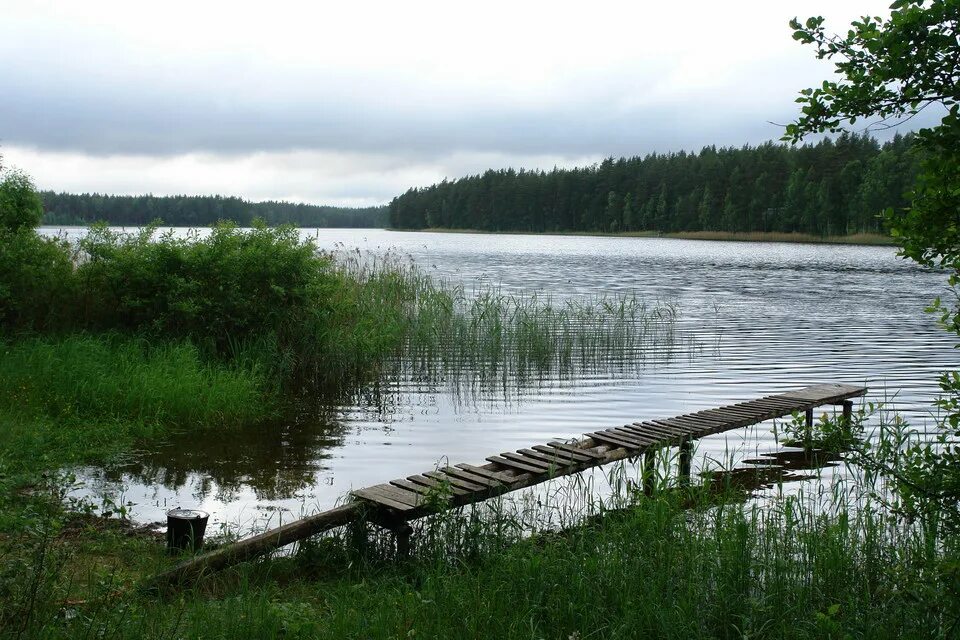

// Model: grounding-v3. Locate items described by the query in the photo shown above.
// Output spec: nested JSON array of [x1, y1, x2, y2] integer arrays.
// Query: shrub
[[75, 221, 331, 352], [0, 230, 75, 332]]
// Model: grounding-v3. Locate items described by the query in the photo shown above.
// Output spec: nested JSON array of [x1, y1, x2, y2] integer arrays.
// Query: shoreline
[[387, 227, 896, 246]]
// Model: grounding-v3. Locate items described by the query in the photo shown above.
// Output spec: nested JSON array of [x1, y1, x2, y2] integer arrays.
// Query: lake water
[[52, 228, 957, 534]]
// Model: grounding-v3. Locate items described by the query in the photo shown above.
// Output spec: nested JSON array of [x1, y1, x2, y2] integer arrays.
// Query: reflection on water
[[707, 448, 842, 496], [56, 229, 958, 534]]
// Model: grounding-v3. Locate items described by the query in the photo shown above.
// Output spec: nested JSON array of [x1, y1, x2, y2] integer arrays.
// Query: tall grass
[[0, 334, 272, 429], [4, 473, 956, 639], [327, 250, 684, 394]]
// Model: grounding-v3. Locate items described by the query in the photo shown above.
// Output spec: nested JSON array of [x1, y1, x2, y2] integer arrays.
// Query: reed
[[322, 249, 684, 394]]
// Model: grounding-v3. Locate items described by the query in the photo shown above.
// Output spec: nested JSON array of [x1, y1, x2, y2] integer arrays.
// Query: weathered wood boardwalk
[[147, 382, 866, 589], [350, 382, 866, 519]]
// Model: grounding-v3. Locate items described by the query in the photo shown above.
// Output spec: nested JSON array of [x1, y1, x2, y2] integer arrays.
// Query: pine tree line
[[389, 134, 917, 235], [41, 192, 388, 228]]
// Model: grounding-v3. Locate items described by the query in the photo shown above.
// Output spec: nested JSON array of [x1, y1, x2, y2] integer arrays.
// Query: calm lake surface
[[51, 228, 957, 533]]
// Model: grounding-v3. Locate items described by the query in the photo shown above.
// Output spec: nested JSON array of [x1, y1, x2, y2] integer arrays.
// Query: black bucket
[[166, 508, 209, 552]]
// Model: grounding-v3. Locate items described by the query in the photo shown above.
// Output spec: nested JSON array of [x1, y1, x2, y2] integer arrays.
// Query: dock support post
[[394, 522, 413, 559], [805, 408, 814, 440], [842, 400, 853, 428], [643, 449, 656, 496], [678, 440, 692, 486]]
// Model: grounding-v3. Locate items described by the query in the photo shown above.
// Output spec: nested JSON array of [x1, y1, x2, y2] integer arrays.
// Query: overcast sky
[[1, 0, 909, 206]]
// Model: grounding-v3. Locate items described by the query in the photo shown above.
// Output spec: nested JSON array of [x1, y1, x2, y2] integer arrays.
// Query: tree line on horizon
[[41, 192, 388, 228], [389, 133, 918, 236]]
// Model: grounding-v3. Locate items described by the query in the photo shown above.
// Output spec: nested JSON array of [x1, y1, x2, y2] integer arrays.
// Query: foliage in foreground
[[2, 484, 957, 640], [790, 0, 960, 532]]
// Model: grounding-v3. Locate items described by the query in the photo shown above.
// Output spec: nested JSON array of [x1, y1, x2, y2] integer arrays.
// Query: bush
[[0, 230, 75, 332], [75, 221, 331, 351]]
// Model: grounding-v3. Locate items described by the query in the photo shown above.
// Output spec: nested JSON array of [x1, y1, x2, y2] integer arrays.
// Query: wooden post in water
[[805, 408, 814, 441], [842, 400, 853, 428], [678, 440, 692, 486]]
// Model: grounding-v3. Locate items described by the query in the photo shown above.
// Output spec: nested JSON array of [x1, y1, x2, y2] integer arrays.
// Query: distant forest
[[41, 192, 388, 228], [389, 134, 917, 236]]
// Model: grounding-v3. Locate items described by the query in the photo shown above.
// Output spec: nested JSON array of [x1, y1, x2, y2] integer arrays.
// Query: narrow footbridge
[[148, 382, 866, 589]]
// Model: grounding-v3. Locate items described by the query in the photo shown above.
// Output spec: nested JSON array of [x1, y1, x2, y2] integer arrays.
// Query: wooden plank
[[547, 441, 604, 460], [352, 485, 417, 511], [407, 474, 471, 496], [500, 451, 555, 472], [779, 384, 866, 403], [486, 454, 548, 475], [606, 427, 658, 447], [639, 422, 687, 439], [442, 466, 502, 488], [664, 419, 712, 436], [455, 463, 516, 483], [534, 444, 594, 463], [526, 446, 583, 464], [672, 415, 723, 431], [615, 424, 666, 444], [721, 403, 762, 418], [518, 448, 574, 467], [352, 484, 417, 509], [517, 449, 579, 469], [390, 478, 434, 496], [753, 397, 801, 410], [695, 408, 753, 426], [376, 484, 425, 508], [650, 419, 694, 435], [714, 406, 763, 420], [693, 407, 740, 421], [424, 470, 485, 492], [589, 430, 640, 449]]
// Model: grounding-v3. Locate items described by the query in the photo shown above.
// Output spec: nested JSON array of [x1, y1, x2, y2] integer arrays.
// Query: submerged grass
[[329, 250, 684, 392]]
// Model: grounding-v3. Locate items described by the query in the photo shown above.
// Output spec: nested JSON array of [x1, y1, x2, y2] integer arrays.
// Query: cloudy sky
[[1, 0, 904, 206]]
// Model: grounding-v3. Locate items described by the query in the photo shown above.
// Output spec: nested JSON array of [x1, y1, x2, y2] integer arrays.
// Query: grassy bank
[[3, 475, 957, 639], [397, 227, 896, 246]]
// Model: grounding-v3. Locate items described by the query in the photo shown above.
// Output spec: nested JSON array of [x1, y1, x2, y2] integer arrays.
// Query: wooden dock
[[147, 382, 866, 589]]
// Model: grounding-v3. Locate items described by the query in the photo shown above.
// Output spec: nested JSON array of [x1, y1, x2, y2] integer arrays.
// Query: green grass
[[0, 334, 272, 430], [0, 334, 276, 502], [2, 482, 956, 639]]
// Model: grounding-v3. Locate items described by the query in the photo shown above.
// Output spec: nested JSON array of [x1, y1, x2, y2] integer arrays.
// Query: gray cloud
[[0, 0, 927, 204]]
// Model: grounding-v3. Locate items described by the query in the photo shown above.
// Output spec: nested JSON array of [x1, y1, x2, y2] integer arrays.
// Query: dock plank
[[486, 455, 548, 475]]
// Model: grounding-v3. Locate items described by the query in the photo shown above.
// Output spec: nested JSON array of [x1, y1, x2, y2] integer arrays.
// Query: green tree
[[0, 167, 44, 231], [789, 0, 960, 529]]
